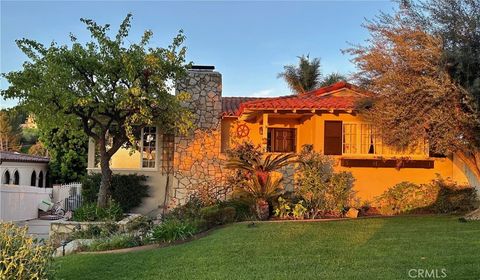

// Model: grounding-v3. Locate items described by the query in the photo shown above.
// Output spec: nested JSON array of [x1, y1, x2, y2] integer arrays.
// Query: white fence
[[0, 185, 52, 222], [53, 182, 82, 211]]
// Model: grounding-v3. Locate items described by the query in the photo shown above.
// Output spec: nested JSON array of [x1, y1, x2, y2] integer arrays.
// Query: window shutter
[[324, 121, 342, 155]]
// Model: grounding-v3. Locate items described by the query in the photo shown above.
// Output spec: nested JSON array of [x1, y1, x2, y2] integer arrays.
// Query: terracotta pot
[[255, 199, 270, 220]]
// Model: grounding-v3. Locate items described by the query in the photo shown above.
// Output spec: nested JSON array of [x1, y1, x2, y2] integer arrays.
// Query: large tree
[[320, 73, 347, 87], [278, 55, 348, 94], [1, 14, 192, 207], [346, 3, 480, 179], [278, 55, 322, 94], [0, 111, 20, 151]]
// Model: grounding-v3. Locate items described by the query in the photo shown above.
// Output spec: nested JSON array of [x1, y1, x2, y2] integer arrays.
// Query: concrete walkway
[[15, 219, 55, 241]]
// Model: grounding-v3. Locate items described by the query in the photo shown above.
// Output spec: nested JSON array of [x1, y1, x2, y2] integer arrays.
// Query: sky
[[1, 0, 396, 108]]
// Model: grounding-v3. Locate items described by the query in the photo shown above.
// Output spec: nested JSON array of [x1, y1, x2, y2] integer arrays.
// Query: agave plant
[[226, 153, 297, 220]]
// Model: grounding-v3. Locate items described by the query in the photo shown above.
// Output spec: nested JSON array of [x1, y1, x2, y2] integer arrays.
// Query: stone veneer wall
[[171, 69, 228, 206]]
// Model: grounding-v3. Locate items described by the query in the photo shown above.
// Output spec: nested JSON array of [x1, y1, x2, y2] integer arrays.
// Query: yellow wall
[[224, 111, 470, 202]]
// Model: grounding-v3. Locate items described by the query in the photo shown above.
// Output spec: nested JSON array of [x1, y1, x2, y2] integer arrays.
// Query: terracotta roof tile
[[234, 82, 365, 116], [221, 97, 266, 117]]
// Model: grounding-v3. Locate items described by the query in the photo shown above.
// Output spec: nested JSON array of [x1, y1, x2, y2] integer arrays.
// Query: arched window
[[2, 170, 11, 184], [13, 171, 20, 185], [38, 171, 44, 188], [31, 171, 37, 186], [45, 171, 50, 188]]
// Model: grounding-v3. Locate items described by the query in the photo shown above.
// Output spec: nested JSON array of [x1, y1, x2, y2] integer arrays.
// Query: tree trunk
[[455, 150, 480, 181], [97, 138, 113, 208], [456, 150, 480, 220], [255, 199, 270, 220]]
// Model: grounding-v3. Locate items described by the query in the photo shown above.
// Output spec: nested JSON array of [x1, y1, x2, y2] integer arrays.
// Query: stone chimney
[[171, 65, 225, 206], [176, 65, 222, 130]]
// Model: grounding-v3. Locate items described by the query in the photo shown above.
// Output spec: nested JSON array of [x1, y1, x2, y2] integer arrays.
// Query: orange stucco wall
[[224, 111, 470, 202], [87, 111, 472, 211]]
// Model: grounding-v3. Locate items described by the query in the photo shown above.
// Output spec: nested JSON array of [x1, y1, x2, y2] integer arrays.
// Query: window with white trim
[[340, 123, 427, 156], [142, 126, 157, 168], [94, 126, 158, 169], [360, 124, 380, 154], [342, 123, 357, 154]]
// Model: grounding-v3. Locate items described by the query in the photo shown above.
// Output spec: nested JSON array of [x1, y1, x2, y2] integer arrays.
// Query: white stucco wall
[[0, 161, 50, 221], [0, 185, 52, 221], [0, 161, 49, 187]]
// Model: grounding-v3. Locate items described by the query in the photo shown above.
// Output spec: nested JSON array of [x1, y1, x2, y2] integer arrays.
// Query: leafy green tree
[[278, 55, 322, 94], [1, 14, 192, 207], [39, 123, 88, 183], [320, 73, 347, 87], [406, 0, 480, 105]]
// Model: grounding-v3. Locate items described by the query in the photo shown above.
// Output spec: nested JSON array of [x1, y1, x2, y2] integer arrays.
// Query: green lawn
[[56, 216, 480, 280]]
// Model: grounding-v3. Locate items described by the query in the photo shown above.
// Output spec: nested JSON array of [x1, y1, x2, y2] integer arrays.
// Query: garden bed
[[50, 214, 142, 248], [77, 226, 222, 255]]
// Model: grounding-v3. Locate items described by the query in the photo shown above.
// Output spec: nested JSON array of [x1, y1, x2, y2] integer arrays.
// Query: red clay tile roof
[[0, 151, 49, 163], [222, 97, 267, 117], [234, 81, 366, 116], [302, 81, 366, 96]]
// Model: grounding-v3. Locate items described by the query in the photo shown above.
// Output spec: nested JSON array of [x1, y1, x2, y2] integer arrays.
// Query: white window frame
[[140, 126, 159, 170], [93, 126, 159, 171], [341, 122, 428, 157], [342, 122, 358, 155]]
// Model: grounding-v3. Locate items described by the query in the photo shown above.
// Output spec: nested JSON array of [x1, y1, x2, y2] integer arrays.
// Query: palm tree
[[226, 153, 297, 220], [278, 55, 322, 94], [320, 73, 347, 87]]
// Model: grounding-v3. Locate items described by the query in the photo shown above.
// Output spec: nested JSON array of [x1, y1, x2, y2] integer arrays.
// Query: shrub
[[375, 177, 478, 215], [295, 145, 356, 218], [148, 219, 198, 243], [125, 216, 153, 235], [292, 201, 308, 219], [0, 223, 54, 279], [199, 205, 236, 228], [71, 224, 103, 239], [73, 201, 123, 222], [218, 199, 256, 221], [82, 173, 149, 212], [164, 193, 206, 221], [86, 234, 142, 252], [274, 197, 291, 219], [274, 196, 308, 220]]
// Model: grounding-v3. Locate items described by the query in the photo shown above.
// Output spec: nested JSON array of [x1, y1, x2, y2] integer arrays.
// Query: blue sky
[[1, 0, 395, 108]]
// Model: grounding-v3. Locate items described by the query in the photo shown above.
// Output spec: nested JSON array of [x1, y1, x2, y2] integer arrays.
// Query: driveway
[[15, 219, 55, 241]]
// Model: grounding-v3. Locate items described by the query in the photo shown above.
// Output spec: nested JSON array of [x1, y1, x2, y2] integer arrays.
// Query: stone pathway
[[15, 219, 55, 241]]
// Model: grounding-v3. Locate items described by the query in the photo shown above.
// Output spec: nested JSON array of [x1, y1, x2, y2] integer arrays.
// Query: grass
[[56, 216, 480, 280]]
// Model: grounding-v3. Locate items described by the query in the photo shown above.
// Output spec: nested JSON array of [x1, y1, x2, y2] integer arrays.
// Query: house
[[86, 66, 476, 215], [0, 151, 50, 221], [1, 151, 49, 187]]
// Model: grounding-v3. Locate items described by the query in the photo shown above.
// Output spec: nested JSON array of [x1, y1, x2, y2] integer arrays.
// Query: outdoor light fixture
[[61, 240, 68, 256]]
